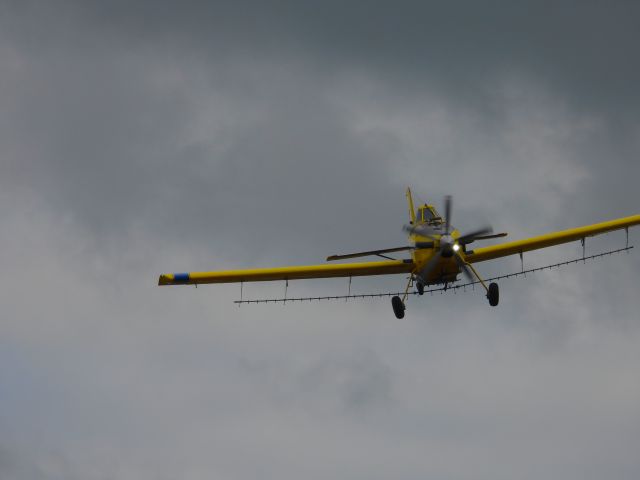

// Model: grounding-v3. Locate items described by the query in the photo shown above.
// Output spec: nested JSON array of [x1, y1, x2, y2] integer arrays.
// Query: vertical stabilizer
[[406, 187, 416, 224]]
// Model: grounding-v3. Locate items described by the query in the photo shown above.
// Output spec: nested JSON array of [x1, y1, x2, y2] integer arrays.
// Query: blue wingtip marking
[[174, 273, 190, 283]]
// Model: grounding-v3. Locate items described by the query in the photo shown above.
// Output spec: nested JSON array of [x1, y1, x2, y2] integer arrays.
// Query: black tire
[[417, 282, 425, 295], [487, 282, 499, 306], [391, 296, 405, 319]]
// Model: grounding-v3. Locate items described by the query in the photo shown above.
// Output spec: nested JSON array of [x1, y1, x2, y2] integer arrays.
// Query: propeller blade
[[414, 241, 435, 249], [444, 195, 452, 235], [403, 224, 438, 240], [458, 226, 494, 245], [418, 251, 442, 282], [454, 253, 474, 281]]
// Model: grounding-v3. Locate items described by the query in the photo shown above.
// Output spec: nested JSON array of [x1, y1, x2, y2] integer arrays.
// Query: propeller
[[466, 232, 508, 242], [457, 226, 494, 245], [404, 195, 494, 284], [402, 223, 439, 239]]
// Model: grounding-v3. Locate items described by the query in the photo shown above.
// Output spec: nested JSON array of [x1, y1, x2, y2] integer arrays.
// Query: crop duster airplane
[[159, 189, 640, 319]]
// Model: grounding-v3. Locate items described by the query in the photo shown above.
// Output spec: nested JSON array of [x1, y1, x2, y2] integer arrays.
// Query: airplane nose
[[441, 244, 454, 257]]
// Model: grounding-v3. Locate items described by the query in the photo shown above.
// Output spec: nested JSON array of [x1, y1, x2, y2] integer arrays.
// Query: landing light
[[453, 243, 460, 252]]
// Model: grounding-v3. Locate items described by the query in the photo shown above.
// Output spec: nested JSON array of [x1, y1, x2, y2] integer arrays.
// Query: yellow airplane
[[159, 189, 640, 318]]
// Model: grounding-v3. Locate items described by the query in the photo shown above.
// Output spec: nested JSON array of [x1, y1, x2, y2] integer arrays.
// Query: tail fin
[[406, 187, 416, 224]]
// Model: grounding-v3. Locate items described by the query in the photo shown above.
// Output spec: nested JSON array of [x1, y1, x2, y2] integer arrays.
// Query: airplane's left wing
[[466, 214, 640, 264], [159, 259, 415, 285]]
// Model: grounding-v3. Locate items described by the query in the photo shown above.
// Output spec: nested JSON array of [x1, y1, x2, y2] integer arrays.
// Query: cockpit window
[[419, 206, 442, 225], [422, 209, 435, 221]]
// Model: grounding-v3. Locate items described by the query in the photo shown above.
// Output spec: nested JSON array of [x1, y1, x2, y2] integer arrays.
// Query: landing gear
[[487, 282, 499, 306], [392, 274, 414, 319], [391, 296, 405, 319], [416, 281, 425, 295], [454, 258, 499, 307]]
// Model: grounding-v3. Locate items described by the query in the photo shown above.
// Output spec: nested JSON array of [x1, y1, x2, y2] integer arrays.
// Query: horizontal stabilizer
[[326, 246, 414, 261], [472, 232, 508, 241]]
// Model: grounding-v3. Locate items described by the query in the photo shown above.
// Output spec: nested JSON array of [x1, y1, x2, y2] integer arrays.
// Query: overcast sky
[[1, 1, 640, 479]]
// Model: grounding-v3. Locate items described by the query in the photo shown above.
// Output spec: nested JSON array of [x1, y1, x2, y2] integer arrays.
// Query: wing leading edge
[[159, 259, 415, 286], [466, 214, 640, 264]]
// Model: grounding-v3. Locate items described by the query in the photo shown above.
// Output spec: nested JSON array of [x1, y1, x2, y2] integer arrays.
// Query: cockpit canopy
[[416, 205, 442, 225]]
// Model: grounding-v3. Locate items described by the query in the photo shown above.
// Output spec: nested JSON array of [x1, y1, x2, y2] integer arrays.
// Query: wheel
[[416, 281, 425, 295], [391, 296, 405, 319], [487, 282, 499, 306]]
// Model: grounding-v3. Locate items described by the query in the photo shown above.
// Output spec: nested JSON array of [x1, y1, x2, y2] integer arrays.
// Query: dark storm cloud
[[10, 1, 640, 115], [2, 0, 639, 255]]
